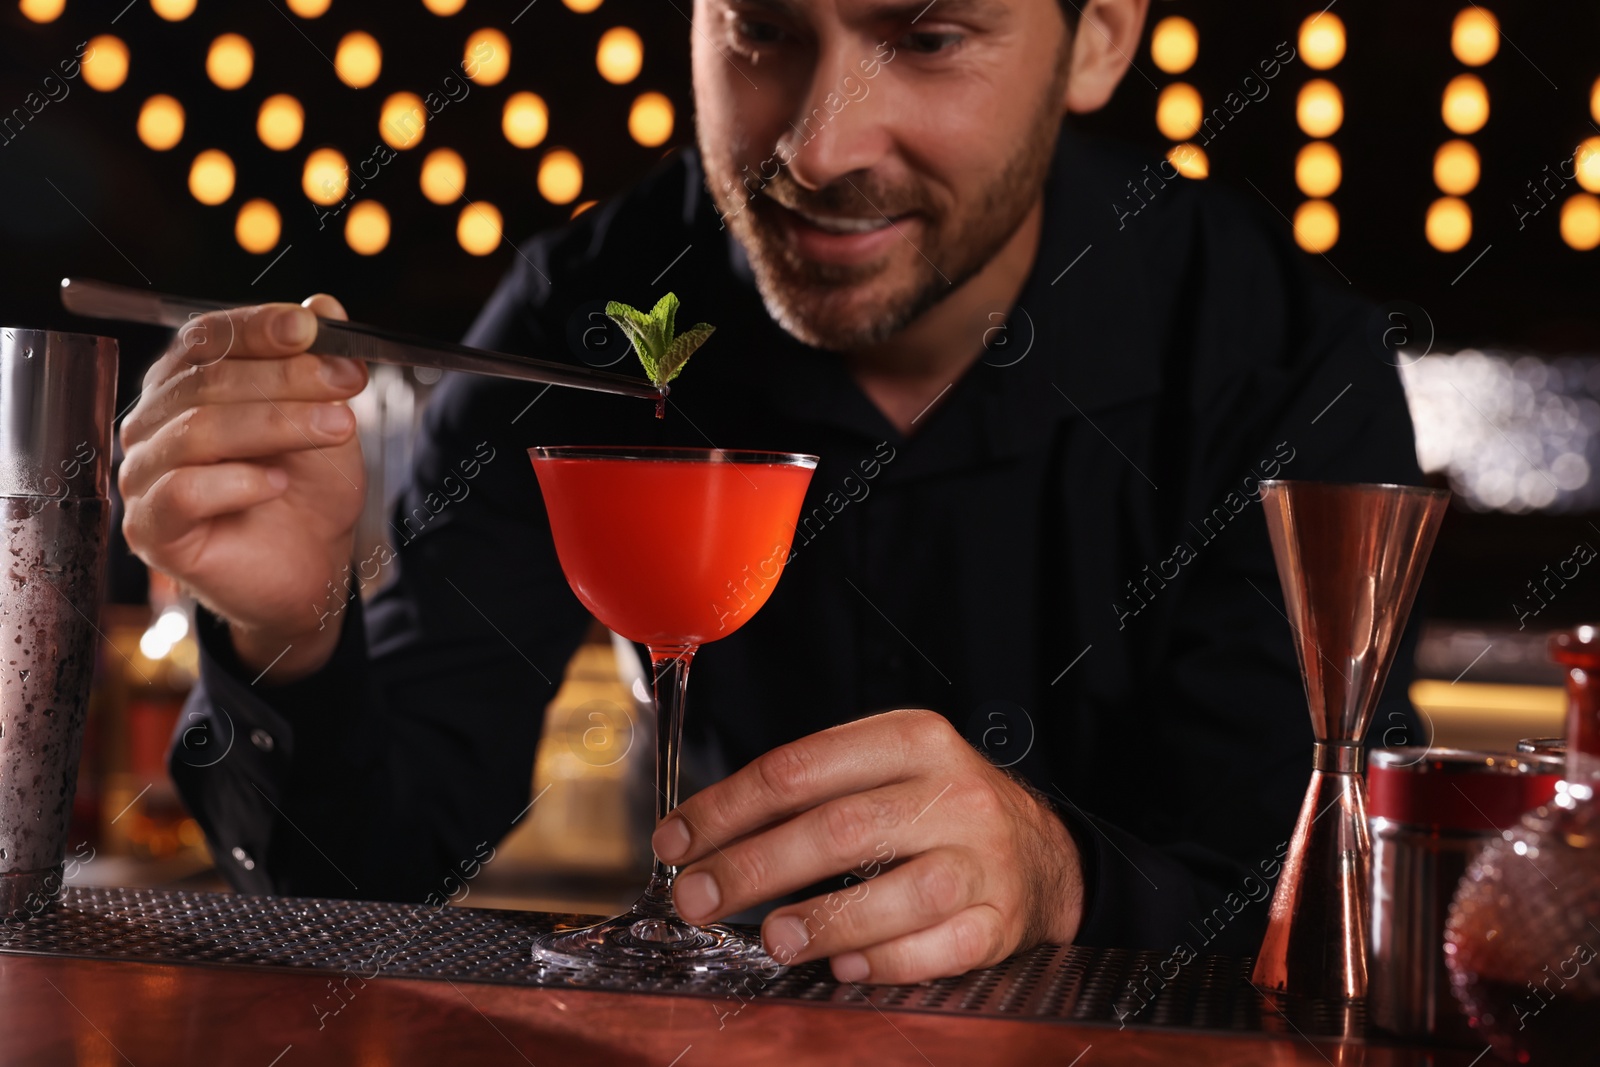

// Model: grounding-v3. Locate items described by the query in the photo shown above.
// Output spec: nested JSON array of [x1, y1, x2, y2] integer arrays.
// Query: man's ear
[[1062, 0, 1151, 114]]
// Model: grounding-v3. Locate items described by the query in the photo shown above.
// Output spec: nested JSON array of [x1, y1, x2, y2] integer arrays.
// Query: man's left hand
[[651, 708, 1084, 984]]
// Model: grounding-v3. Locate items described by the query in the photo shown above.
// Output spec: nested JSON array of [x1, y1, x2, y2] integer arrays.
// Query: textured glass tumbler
[[1445, 625, 1600, 1064]]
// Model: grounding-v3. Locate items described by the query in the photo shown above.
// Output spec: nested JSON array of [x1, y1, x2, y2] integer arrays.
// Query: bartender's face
[[693, 0, 1075, 351]]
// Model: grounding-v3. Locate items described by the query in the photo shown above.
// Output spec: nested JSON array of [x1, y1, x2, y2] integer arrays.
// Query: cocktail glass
[[527, 445, 818, 976]]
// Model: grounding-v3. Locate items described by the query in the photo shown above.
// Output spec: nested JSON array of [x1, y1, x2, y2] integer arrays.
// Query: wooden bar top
[[1, 952, 1492, 1066]]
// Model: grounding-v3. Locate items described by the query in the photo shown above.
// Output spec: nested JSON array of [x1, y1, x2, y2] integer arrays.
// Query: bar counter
[[0, 887, 1494, 1066]]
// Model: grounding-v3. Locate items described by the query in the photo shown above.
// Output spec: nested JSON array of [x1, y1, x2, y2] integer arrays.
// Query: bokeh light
[[464, 29, 510, 85], [286, 0, 330, 14], [502, 92, 549, 148], [628, 92, 674, 147], [457, 201, 503, 255], [235, 199, 281, 254], [1451, 8, 1499, 66], [420, 148, 466, 203], [1560, 194, 1600, 250], [1155, 83, 1202, 141], [1166, 143, 1208, 179], [136, 95, 185, 151], [19, 0, 64, 22], [1295, 141, 1341, 198], [82, 35, 130, 92], [345, 200, 390, 255], [1298, 13, 1346, 71], [335, 32, 383, 89], [1433, 139, 1481, 195], [596, 27, 643, 84], [1293, 199, 1339, 253], [257, 94, 304, 151], [188, 149, 235, 206], [422, 0, 466, 13], [538, 149, 584, 204], [1593, 76, 1600, 124], [1400, 351, 1600, 513], [1561, 194, 1600, 250], [1442, 74, 1489, 135], [380, 92, 427, 149], [150, 0, 196, 20], [1426, 196, 1472, 252], [1149, 17, 1197, 75], [206, 33, 254, 90], [1296, 79, 1343, 138], [1574, 137, 1600, 194], [564, 0, 603, 10], [302, 147, 350, 205]]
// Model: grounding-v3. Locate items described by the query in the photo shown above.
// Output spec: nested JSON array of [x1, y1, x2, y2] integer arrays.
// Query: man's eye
[[901, 30, 962, 54], [735, 17, 788, 45]]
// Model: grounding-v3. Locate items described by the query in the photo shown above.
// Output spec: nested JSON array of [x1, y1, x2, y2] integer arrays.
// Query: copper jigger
[[1252, 480, 1449, 1000]]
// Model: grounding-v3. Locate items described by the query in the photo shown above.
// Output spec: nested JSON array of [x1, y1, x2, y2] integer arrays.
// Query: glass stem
[[642, 645, 696, 910]]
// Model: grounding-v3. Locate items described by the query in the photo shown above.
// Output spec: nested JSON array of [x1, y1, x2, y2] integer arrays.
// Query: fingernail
[[652, 817, 691, 862], [321, 357, 363, 389], [674, 871, 719, 921], [311, 403, 353, 436], [273, 307, 315, 346], [763, 915, 810, 962], [265, 467, 289, 491], [831, 952, 869, 983]]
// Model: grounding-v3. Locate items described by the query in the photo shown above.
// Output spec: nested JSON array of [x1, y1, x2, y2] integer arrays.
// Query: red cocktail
[[528, 446, 817, 975], [533, 451, 813, 647]]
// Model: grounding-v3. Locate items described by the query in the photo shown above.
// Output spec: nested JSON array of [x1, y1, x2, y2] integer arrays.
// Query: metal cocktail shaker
[[1367, 748, 1563, 1042], [0, 327, 117, 920]]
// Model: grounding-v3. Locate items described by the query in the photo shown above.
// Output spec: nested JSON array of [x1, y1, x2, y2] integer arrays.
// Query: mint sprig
[[605, 293, 714, 388]]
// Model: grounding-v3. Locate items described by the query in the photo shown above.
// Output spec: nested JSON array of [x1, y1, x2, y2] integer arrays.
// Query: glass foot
[[532, 882, 782, 978]]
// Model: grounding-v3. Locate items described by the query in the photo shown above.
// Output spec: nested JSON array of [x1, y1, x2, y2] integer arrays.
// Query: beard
[[699, 69, 1068, 353]]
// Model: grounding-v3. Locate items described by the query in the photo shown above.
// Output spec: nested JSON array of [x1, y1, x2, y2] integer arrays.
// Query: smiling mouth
[[765, 198, 910, 235]]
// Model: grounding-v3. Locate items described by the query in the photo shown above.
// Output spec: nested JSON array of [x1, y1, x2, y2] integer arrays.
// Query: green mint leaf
[[604, 300, 660, 380], [604, 294, 713, 388], [650, 292, 678, 348], [656, 323, 714, 384]]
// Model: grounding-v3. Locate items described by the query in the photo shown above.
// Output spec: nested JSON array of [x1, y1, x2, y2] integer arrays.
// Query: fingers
[[141, 295, 354, 393], [656, 709, 950, 869], [759, 847, 988, 969], [124, 463, 290, 549], [121, 354, 366, 446], [144, 303, 316, 391], [300, 294, 365, 404], [123, 294, 366, 453], [825, 905, 1011, 986], [302, 292, 348, 320], [671, 782, 937, 926], [120, 399, 357, 499]]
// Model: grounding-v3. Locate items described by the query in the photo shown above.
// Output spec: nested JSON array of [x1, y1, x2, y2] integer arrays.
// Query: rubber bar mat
[[1, 887, 1366, 1038]]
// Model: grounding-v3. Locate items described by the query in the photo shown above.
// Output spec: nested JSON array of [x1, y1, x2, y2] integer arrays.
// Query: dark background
[[0, 0, 1596, 625]]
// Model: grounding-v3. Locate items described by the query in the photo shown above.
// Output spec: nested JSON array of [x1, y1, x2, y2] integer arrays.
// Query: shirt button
[[250, 729, 275, 753], [230, 846, 257, 871]]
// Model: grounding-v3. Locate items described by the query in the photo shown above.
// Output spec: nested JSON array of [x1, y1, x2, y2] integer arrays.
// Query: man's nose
[[779, 44, 893, 193]]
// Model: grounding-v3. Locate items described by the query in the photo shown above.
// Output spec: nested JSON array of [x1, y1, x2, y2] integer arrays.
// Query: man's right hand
[[119, 296, 369, 683]]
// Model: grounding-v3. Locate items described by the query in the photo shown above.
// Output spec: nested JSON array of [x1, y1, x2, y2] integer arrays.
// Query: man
[[120, 0, 1425, 985]]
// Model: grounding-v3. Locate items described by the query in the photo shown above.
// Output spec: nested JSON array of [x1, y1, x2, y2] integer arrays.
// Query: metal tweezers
[[59, 276, 662, 402]]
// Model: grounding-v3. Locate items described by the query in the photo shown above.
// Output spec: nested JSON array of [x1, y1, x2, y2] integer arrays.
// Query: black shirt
[[171, 125, 1426, 954]]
